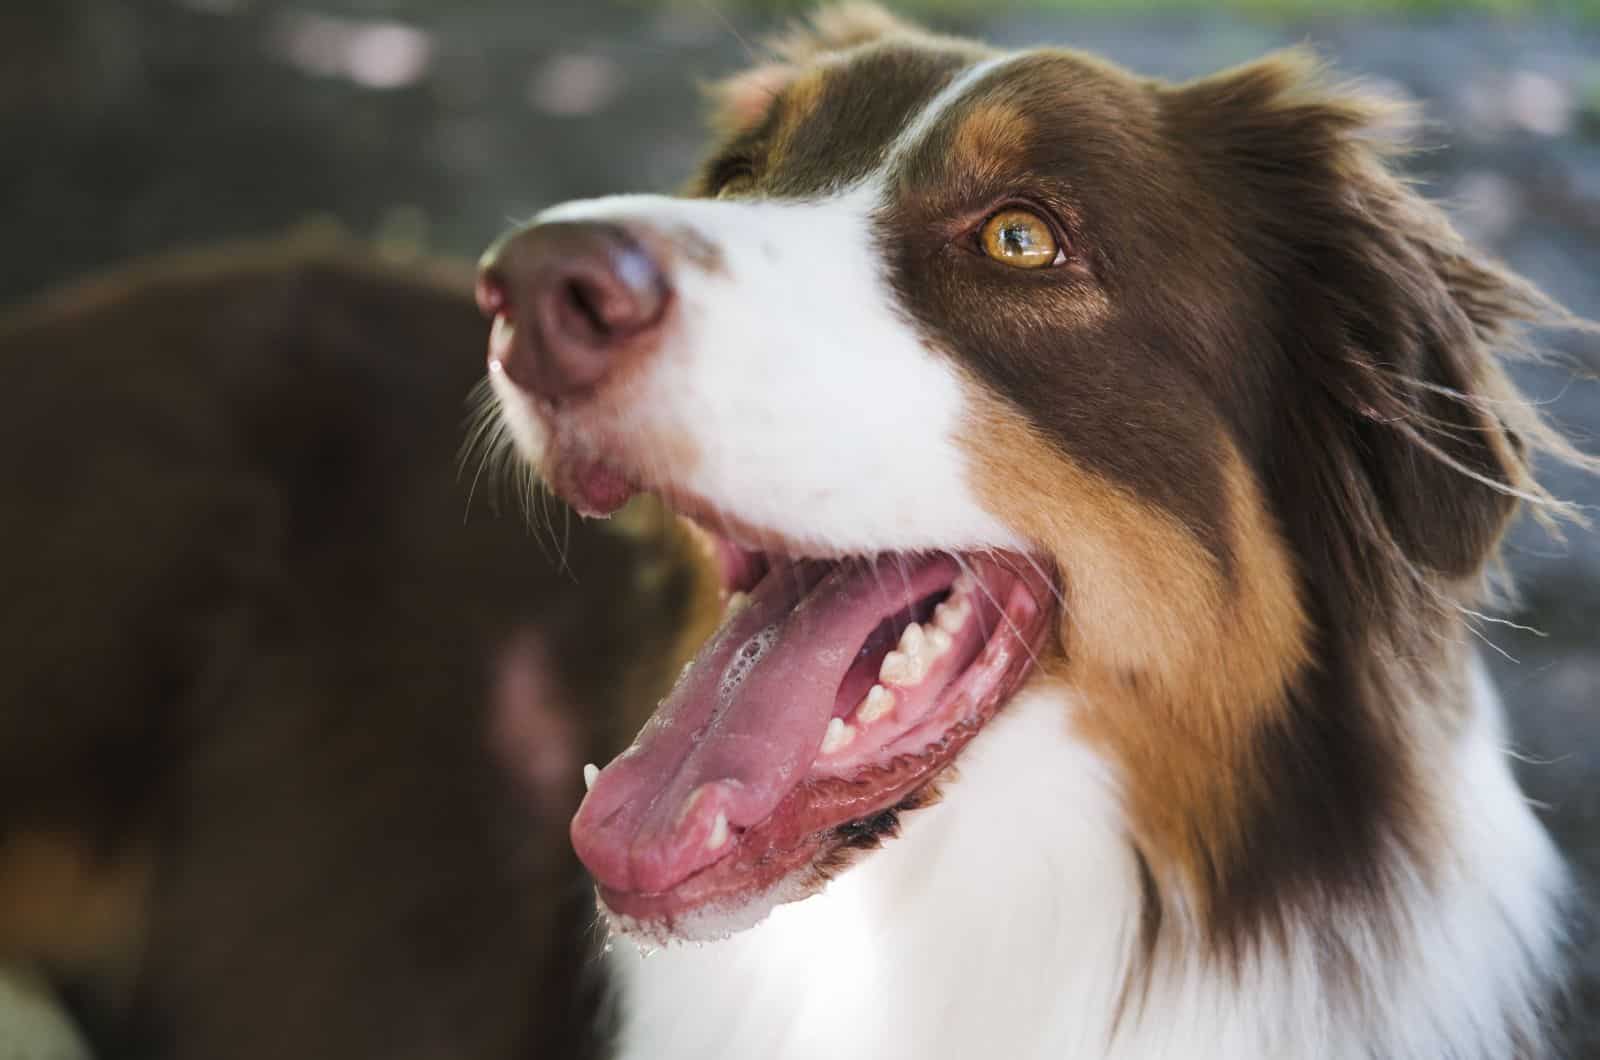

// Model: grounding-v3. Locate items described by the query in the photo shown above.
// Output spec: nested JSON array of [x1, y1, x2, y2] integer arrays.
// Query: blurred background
[[2, 0, 1598, 1050]]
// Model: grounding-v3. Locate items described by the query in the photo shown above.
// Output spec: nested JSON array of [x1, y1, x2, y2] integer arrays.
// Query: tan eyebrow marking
[[949, 100, 1034, 186]]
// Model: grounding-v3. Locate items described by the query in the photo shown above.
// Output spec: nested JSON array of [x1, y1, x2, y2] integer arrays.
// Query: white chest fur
[[607, 668, 1568, 1060]]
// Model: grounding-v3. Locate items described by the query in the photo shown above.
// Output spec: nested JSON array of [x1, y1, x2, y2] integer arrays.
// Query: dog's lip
[[561, 459, 635, 518], [530, 411, 909, 562], [555, 449, 848, 563], [663, 487, 861, 575]]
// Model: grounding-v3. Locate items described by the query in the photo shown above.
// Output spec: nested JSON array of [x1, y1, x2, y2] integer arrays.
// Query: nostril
[[565, 276, 610, 338], [556, 252, 665, 345]]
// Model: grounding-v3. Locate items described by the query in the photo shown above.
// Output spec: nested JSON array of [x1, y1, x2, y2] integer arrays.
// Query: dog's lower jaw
[[604, 663, 1568, 1060]]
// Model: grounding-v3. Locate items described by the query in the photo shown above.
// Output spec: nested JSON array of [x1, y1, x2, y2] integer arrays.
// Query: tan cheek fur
[[965, 391, 1311, 907]]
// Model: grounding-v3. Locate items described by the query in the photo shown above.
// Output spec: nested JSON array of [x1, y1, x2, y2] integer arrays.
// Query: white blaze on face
[[496, 185, 1023, 556], [491, 55, 1028, 556]]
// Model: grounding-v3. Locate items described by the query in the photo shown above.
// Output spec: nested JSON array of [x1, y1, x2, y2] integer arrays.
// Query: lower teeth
[[821, 717, 857, 754], [858, 684, 895, 723]]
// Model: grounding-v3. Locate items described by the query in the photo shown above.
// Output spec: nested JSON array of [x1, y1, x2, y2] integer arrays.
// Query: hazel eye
[[979, 208, 1062, 269]]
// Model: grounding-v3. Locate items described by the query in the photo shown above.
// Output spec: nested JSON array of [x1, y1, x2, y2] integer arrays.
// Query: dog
[[479, 5, 1595, 1057], [0, 235, 720, 1059]]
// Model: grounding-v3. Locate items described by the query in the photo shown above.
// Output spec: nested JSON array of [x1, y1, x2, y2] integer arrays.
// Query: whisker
[[1458, 607, 1546, 638], [537, 478, 563, 559], [695, 0, 760, 65], [1461, 620, 1519, 665], [457, 379, 508, 522], [559, 501, 574, 577], [1017, 550, 1067, 610], [953, 553, 1041, 670]]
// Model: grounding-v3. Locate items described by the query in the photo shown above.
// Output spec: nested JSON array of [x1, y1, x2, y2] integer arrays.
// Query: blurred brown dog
[[0, 235, 711, 1059]]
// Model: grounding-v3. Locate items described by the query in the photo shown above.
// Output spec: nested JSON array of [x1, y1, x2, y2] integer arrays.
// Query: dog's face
[[482, 5, 1539, 943]]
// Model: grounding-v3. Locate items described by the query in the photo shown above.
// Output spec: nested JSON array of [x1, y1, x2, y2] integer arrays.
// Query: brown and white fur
[[484, 7, 1589, 1058]]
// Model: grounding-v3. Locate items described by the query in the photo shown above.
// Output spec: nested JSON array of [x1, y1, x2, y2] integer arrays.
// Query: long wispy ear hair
[[1163, 49, 1598, 642]]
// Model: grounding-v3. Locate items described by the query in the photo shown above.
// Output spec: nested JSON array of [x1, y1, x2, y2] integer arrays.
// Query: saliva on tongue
[[571, 553, 961, 896]]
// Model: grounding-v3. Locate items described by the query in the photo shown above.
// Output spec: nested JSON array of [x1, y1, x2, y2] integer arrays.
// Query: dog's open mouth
[[571, 502, 1055, 941]]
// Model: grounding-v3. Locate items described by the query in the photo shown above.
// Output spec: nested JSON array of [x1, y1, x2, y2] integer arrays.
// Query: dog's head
[[480, 5, 1572, 944]]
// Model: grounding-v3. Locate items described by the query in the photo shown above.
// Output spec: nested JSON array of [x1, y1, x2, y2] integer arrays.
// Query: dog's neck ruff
[[608, 660, 1567, 1060]]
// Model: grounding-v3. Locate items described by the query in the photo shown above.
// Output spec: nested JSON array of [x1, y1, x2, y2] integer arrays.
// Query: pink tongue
[[572, 554, 959, 895]]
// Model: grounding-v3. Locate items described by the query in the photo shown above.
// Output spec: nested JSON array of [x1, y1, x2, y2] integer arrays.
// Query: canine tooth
[[934, 597, 970, 634], [926, 627, 953, 658], [952, 573, 976, 596], [821, 717, 856, 754], [707, 811, 730, 851], [725, 590, 750, 616], [879, 650, 925, 685], [583, 763, 599, 791], [897, 622, 926, 656], [858, 684, 895, 723]]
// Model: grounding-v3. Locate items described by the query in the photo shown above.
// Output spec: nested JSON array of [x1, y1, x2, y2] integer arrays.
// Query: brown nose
[[476, 221, 670, 401]]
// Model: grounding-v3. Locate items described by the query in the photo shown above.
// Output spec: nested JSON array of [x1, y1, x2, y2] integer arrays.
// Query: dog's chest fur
[[609, 671, 1566, 1060]]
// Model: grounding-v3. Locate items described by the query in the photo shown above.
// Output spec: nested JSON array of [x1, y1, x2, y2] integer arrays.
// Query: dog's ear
[[1163, 51, 1548, 581], [707, 3, 922, 135], [1352, 245, 1540, 579]]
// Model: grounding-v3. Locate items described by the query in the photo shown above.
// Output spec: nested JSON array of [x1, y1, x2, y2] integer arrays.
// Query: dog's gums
[[569, 520, 1054, 940]]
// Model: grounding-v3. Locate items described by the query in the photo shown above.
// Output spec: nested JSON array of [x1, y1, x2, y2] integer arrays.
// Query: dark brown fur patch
[[888, 50, 1236, 563]]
